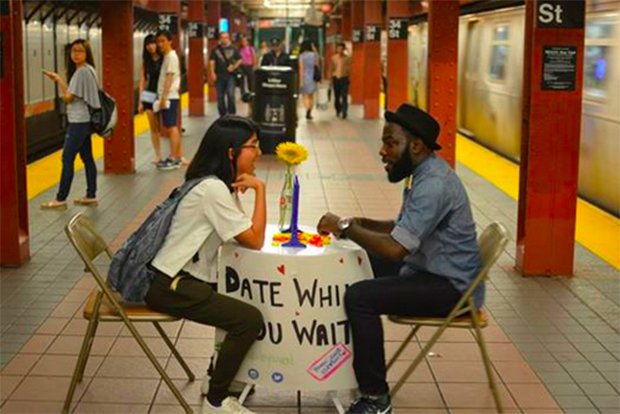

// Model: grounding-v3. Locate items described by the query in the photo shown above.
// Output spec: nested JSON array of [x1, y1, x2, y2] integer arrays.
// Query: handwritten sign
[[216, 237, 372, 391]]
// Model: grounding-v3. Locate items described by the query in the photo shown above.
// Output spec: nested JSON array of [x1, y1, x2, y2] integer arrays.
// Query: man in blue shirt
[[317, 104, 482, 414]]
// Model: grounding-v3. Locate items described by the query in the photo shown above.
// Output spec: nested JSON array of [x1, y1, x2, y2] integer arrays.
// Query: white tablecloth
[[216, 225, 372, 391]]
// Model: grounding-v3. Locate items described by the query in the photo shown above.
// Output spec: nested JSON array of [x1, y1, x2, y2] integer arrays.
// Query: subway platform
[[1, 99, 619, 414]]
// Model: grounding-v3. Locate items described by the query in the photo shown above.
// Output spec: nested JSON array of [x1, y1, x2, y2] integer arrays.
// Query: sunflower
[[275, 142, 309, 166]]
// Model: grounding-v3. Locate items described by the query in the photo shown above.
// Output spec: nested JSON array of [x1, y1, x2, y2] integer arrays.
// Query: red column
[[101, 0, 135, 173], [207, 0, 221, 103], [0, 0, 30, 266], [386, 1, 411, 111], [362, 0, 382, 119], [188, 0, 205, 117], [427, 0, 459, 168], [342, 1, 352, 42], [516, 0, 586, 276], [324, 17, 341, 81], [350, 0, 365, 105]]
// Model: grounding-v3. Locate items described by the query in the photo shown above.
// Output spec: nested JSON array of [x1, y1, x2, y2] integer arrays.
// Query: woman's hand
[[232, 174, 264, 194], [43, 70, 60, 83]]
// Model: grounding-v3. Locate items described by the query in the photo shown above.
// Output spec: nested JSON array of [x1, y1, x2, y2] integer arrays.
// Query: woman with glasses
[[42, 39, 100, 209], [138, 34, 164, 165], [146, 115, 265, 414]]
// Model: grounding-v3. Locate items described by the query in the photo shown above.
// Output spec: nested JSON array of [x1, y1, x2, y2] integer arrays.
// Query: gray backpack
[[108, 177, 208, 302]]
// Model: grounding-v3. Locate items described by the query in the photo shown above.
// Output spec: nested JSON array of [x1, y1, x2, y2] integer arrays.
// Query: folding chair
[[63, 213, 195, 414], [386, 222, 509, 413]]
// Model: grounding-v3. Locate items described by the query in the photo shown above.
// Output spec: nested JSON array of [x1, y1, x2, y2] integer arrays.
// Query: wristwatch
[[337, 217, 353, 238]]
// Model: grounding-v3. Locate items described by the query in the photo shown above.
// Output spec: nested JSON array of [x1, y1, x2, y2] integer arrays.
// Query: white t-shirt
[[157, 49, 181, 100], [151, 178, 252, 283]]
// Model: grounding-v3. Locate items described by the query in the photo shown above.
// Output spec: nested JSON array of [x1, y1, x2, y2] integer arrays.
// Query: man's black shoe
[[346, 395, 392, 414]]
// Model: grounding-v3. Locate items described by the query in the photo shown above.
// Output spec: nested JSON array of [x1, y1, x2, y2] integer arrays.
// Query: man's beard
[[387, 150, 414, 183]]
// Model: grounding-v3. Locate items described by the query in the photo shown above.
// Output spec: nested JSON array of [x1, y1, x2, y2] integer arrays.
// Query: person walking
[[238, 36, 256, 95], [299, 40, 318, 120], [331, 42, 352, 119], [209, 32, 242, 117], [41, 39, 100, 209]]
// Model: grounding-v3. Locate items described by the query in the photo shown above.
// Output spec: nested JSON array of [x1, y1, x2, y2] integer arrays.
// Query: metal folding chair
[[63, 213, 195, 413], [387, 222, 509, 413]]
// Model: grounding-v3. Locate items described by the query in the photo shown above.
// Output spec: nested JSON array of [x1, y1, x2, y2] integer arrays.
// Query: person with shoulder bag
[[209, 32, 242, 117], [42, 39, 101, 209]]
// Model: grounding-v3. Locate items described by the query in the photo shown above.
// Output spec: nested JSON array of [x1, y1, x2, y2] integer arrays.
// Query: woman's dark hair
[[185, 115, 260, 190], [300, 40, 313, 54], [142, 34, 161, 76], [66, 39, 95, 81]]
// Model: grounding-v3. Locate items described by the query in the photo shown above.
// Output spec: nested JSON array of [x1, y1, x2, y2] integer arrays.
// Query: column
[[362, 0, 382, 119], [516, 0, 586, 276], [0, 0, 30, 265], [101, 0, 135, 173], [386, 1, 412, 111], [187, 0, 205, 117], [427, 0, 459, 167]]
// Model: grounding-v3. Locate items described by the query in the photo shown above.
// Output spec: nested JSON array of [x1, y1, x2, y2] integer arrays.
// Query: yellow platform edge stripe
[[456, 134, 620, 270], [26, 85, 207, 201]]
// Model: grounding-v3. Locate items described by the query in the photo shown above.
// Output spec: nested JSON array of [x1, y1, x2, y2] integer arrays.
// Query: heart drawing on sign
[[357, 256, 363, 266], [339, 258, 344, 264], [277, 265, 285, 275], [234, 252, 239, 258]]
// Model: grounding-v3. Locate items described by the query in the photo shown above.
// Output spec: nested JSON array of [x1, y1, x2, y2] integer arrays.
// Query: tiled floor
[[1, 96, 618, 413]]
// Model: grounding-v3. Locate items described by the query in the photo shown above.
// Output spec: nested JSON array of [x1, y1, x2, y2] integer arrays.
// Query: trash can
[[252, 66, 298, 154]]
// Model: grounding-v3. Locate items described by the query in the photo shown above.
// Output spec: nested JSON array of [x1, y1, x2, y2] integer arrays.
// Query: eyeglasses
[[240, 142, 260, 150]]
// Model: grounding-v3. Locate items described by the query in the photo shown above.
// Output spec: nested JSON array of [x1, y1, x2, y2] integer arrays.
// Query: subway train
[[407, 2, 620, 216], [21, 4, 191, 162]]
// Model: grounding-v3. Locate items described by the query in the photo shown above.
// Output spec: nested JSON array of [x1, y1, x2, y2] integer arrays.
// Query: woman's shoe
[[40, 200, 67, 210], [74, 197, 98, 206]]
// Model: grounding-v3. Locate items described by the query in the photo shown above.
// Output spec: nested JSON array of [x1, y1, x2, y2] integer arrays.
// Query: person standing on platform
[[260, 38, 290, 67], [138, 34, 164, 166], [155, 30, 183, 171], [146, 116, 265, 414], [299, 40, 318, 120], [209, 32, 242, 117], [41, 39, 100, 209], [331, 42, 352, 119], [256, 41, 269, 67], [316, 104, 482, 414], [238, 36, 256, 95]]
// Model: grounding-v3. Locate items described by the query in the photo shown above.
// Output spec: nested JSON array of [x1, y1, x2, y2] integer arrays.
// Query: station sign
[[365, 25, 381, 42], [158, 13, 178, 34], [187, 21, 204, 39], [536, 0, 585, 29], [206, 24, 218, 40], [352, 29, 363, 43], [388, 18, 409, 40]]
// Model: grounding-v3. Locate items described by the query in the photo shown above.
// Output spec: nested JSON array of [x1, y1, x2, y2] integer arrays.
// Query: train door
[[460, 19, 480, 132]]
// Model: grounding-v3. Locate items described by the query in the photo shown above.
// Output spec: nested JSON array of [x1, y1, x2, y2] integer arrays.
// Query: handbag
[[313, 64, 322, 82]]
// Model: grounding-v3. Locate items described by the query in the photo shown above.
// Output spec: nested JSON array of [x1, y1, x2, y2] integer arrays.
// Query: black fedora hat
[[384, 104, 442, 150]]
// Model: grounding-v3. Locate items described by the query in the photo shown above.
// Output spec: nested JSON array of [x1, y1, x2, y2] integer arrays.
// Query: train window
[[489, 25, 510, 81], [584, 46, 608, 98]]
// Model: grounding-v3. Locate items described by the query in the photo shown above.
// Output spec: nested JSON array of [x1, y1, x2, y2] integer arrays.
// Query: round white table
[[216, 225, 372, 399]]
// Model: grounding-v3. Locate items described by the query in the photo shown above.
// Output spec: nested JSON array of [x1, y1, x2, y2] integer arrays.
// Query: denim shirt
[[390, 153, 484, 308]]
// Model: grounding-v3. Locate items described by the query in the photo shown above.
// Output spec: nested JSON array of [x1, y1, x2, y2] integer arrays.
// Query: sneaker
[[346, 395, 392, 414], [170, 158, 182, 169], [203, 396, 255, 413], [201, 377, 255, 399], [156, 158, 173, 170]]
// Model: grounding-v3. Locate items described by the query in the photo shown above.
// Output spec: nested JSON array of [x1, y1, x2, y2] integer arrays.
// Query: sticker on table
[[248, 368, 260, 380], [271, 372, 284, 383], [306, 343, 352, 382]]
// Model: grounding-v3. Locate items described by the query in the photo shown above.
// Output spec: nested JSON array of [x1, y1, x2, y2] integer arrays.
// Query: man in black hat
[[260, 38, 291, 67], [317, 104, 482, 414]]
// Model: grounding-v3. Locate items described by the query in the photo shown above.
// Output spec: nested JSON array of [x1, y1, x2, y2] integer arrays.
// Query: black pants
[[332, 76, 350, 116], [145, 271, 263, 403], [344, 255, 462, 395], [240, 65, 254, 94]]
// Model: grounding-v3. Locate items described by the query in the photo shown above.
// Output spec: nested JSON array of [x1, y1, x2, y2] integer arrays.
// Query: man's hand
[[317, 213, 342, 237], [227, 64, 236, 73]]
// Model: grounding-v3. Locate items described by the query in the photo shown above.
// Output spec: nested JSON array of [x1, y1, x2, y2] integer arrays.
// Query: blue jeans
[[57, 122, 97, 201], [216, 76, 236, 116]]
